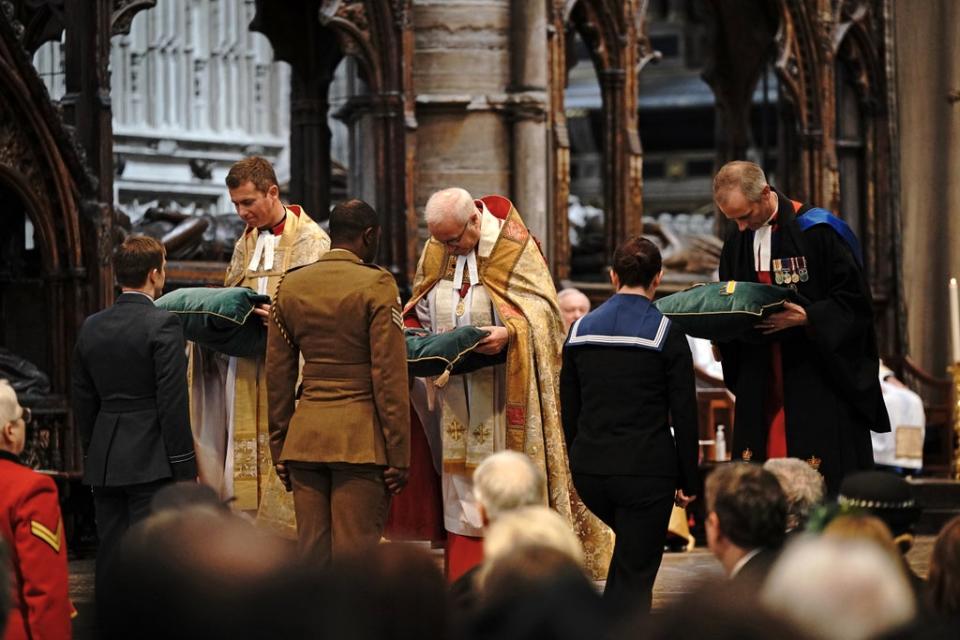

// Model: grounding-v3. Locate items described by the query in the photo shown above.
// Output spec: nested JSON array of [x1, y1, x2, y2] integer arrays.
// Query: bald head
[[558, 288, 590, 332]]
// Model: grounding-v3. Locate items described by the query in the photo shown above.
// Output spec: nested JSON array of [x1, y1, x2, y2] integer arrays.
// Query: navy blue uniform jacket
[[560, 294, 699, 495]]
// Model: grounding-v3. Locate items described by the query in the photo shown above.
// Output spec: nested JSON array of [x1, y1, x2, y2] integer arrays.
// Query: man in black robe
[[714, 161, 889, 493]]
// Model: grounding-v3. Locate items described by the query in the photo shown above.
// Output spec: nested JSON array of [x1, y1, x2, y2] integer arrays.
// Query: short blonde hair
[[713, 161, 768, 205], [483, 506, 582, 562], [478, 506, 583, 589], [0, 380, 21, 426], [472, 451, 546, 521]]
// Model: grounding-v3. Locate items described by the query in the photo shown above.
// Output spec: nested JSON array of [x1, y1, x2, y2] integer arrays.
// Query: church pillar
[[509, 0, 550, 248], [290, 68, 336, 221], [411, 0, 512, 223]]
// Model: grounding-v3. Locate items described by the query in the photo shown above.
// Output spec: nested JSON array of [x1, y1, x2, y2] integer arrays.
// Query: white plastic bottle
[[715, 425, 727, 462]]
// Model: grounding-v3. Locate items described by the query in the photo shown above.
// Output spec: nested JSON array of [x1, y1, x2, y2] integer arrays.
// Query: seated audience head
[[762, 536, 916, 640], [100, 504, 295, 640], [822, 513, 900, 559], [838, 470, 921, 552], [610, 236, 662, 294], [472, 451, 546, 526], [150, 481, 230, 514], [0, 380, 27, 456], [328, 198, 381, 263], [425, 187, 480, 257], [479, 506, 584, 592], [763, 458, 825, 532], [557, 288, 591, 332], [928, 515, 960, 619], [322, 544, 450, 640], [470, 546, 607, 640], [704, 463, 788, 575], [638, 581, 813, 640], [114, 235, 166, 297]]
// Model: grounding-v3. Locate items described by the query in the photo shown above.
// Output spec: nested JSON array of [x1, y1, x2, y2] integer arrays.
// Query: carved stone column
[[411, 0, 512, 223], [509, 0, 549, 248], [290, 67, 337, 220], [252, 0, 341, 222]]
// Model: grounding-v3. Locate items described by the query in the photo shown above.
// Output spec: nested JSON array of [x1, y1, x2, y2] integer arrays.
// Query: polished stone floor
[[68, 536, 935, 638]]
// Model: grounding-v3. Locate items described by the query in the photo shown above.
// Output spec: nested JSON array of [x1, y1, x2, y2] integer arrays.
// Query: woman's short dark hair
[[612, 236, 662, 288], [115, 236, 165, 288]]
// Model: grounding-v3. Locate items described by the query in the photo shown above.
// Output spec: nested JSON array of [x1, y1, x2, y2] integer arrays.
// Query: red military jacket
[[0, 450, 72, 640]]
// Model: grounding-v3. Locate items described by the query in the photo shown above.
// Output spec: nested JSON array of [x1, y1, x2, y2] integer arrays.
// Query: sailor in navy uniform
[[560, 237, 699, 614]]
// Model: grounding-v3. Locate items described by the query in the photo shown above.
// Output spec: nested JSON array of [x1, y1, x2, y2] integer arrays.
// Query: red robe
[[0, 451, 73, 640]]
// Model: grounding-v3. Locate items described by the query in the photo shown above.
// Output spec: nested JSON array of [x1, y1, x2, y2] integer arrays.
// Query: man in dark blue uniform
[[714, 161, 889, 493], [72, 236, 197, 605], [560, 236, 699, 613]]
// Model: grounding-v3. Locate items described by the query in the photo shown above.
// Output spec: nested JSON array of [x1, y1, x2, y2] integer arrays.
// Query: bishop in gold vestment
[[403, 187, 612, 579]]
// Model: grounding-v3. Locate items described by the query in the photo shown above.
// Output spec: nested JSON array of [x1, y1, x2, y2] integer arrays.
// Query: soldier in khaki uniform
[[266, 199, 409, 565]]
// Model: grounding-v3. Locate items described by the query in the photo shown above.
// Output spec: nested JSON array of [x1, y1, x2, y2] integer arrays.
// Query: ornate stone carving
[[0, 103, 54, 213], [110, 0, 156, 36]]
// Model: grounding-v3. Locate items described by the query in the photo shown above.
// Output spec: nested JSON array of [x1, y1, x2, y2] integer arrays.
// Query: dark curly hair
[[706, 463, 788, 550]]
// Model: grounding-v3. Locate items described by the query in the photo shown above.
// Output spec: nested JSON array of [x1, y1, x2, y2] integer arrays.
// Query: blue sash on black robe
[[797, 208, 863, 267]]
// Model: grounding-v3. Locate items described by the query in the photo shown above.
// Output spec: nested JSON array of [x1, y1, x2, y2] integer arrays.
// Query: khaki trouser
[[288, 462, 390, 566]]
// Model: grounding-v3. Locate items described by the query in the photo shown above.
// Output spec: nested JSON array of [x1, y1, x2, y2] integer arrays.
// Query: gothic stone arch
[[0, 16, 101, 400], [548, 0, 648, 281], [252, 0, 416, 286]]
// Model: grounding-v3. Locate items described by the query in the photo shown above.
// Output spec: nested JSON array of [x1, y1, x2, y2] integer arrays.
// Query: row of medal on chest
[[774, 257, 809, 284]]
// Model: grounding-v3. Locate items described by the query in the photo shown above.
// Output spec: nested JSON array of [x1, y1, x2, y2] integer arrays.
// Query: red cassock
[[0, 452, 73, 640]]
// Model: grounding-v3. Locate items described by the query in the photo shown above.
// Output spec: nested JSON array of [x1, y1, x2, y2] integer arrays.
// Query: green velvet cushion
[[405, 326, 506, 378], [654, 281, 797, 342], [156, 287, 271, 357]]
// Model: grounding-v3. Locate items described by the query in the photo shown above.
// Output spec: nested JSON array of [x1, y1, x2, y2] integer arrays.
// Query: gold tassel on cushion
[[434, 367, 451, 388]]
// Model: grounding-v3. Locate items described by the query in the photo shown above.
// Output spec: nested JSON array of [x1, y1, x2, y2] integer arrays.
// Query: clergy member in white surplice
[[188, 156, 329, 535]]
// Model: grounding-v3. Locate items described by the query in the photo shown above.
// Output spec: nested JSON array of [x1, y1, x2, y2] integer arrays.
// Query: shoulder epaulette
[[358, 261, 391, 273], [284, 262, 313, 275]]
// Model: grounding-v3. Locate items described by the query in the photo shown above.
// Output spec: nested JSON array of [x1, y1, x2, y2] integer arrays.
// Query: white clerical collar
[[752, 193, 780, 272], [729, 547, 762, 578], [248, 229, 279, 272], [452, 251, 479, 290], [753, 226, 771, 272]]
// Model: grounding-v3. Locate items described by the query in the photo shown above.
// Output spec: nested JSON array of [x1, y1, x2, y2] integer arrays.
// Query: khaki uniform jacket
[[266, 249, 410, 468]]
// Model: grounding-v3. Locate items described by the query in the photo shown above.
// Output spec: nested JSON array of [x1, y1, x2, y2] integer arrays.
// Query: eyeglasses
[[19, 407, 31, 425], [438, 219, 471, 247]]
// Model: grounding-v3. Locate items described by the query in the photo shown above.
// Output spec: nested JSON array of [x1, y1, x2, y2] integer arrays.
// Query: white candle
[[950, 278, 960, 363]]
